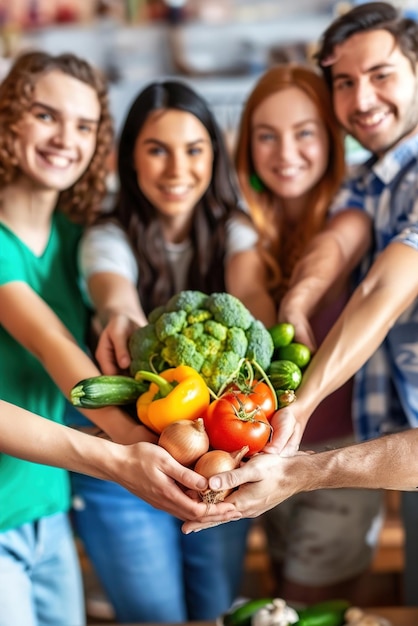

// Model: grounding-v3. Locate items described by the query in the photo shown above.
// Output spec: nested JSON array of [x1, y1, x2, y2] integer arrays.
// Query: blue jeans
[[71, 473, 250, 623], [0, 512, 85, 626]]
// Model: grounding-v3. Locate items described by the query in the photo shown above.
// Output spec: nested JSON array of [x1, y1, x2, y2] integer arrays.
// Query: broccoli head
[[128, 290, 273, 393], [206, 292, 254, 329], [246, 320, 274, 371]]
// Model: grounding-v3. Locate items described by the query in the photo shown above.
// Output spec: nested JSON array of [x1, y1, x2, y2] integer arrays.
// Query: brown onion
[[158, 418, 210, 466], [194, 446, 249, 504]]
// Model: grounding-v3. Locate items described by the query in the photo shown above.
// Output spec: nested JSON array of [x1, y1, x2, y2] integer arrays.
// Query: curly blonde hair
[[0, 50, 114, 224], [235, 64, 346, 301]]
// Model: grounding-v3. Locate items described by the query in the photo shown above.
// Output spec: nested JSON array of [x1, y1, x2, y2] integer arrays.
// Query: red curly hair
[[235, 64, 346, 301], [0, 50, 114, 224]]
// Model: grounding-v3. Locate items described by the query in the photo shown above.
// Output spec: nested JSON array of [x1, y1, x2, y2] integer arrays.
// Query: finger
[[182, 513, 242, 534], [207, 463, 258, 492]]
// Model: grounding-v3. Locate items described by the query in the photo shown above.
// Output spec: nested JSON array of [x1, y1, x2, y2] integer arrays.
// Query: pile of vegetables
[[70, 290, 312, 503], [128, 290, 274, 394], [220, 597, 391, 626]]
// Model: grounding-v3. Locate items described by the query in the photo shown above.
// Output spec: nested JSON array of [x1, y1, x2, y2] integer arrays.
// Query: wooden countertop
[[90, 608, 418, 626]]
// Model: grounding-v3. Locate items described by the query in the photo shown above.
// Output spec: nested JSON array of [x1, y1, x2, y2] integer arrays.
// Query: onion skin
[[194, 446, 249, 504], [158, 418, 210, 465]]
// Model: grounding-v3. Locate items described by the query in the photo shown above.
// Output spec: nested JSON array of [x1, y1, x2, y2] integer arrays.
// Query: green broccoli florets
[[161, 334, 205, 372], [206, 292, 254, 329], [128, 324, 164, 376], [182, 322, 204, 342], [204, 320, 228, 341], [154, 310, 187, 341], [166, 290, 208, 313], [201, 351, 242, 392], [225, 327, 248, 357], [128, 289, 273, 393], [245, 320, 274, 371]]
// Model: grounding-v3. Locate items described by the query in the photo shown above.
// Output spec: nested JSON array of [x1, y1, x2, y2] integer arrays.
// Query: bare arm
[[0, 281, 150, 444], [0, 400, 242, 522], [279, 209, 372, 349], [87, 272, 148, 373], [272, 240, 418, 451], [225, 248, 277, 328], [182, 429, 418, 530]]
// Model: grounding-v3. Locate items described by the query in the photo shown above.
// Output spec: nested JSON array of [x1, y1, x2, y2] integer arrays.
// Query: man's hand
[[182, 452, 309, 533]]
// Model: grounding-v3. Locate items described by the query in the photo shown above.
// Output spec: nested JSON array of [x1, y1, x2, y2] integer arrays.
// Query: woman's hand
[[96, 314, 140, 374], [110, 441, 242, 522]]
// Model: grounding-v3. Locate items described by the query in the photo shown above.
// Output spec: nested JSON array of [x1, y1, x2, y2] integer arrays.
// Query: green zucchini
[[297, 599, 350, 626], [268, 360, 302, 390], [70, 375, 148, 408]]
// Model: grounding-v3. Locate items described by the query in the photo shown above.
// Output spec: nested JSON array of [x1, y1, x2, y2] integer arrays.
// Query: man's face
[[330, 29, 418, 156]]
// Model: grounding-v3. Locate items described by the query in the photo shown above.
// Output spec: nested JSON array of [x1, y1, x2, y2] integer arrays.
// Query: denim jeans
[[0, 512, 85, 626], [71, 473, 251, 623]]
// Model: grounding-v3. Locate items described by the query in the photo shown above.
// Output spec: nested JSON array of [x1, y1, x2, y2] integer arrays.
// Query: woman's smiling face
[[133, 108, 214, 224], [13, 69, 100, 191], [251, 86, 329, 203]]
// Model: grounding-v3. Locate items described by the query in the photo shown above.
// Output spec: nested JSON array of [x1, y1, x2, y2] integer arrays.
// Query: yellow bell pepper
[[135, 365, 210, 434]]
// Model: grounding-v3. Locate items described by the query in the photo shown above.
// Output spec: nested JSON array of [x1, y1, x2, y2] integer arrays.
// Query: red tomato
[[203, 392, 271, 456], [224, 380, 276, 421]]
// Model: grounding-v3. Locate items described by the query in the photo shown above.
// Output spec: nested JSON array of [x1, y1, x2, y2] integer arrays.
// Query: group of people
[[1, 1, 418, 624]]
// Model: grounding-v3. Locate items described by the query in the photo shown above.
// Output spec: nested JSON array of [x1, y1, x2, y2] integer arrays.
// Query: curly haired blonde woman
[[234, 64, 383, 606]]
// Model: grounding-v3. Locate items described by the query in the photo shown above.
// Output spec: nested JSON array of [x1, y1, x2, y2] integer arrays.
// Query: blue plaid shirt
[[330, 134, 418, 441]]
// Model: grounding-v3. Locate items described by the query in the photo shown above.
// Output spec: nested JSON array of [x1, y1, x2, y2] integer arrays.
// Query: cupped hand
[[277, 309, 317, 353], [95, 314, 140, 375], [182, 452, 307, 533], [118, 441, 241, 522], [263, 405, 304, 456]]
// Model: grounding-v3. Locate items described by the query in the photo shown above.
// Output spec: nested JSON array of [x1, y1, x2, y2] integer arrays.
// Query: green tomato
[[277, 342, 311, 369], [268, 323, 295, 349]]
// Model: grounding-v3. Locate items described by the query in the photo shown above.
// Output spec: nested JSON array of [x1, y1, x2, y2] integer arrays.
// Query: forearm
[[288, 430, 418, 492], [87, 272, 148, 329], [0, 400, 123, 478], [295, 241, 418, 423]]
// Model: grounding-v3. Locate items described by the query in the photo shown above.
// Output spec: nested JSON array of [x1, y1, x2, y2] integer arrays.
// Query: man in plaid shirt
[[183, 1, 418, 532]]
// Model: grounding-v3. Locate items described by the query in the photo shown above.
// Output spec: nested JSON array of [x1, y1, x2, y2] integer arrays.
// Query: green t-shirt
[[0, 212, 89, 531]]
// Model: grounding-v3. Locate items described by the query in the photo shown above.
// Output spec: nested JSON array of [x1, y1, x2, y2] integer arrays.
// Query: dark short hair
[[316, 2, 418, 88]]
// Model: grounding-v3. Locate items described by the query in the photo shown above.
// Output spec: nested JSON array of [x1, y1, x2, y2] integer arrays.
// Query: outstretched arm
[[182, 428, 418, 531], [0, 400, 240, 522], [279, 209, 372, 350]]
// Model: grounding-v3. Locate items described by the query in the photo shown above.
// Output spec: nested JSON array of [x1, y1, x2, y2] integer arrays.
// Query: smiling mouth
[[275, 167, 302, 177], [38, 151, 74, 168], [160, 184, 191, 196], [354, 109, 390, 130]]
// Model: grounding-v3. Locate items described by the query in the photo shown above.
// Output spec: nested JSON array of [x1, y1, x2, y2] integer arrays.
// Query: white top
[[79, 215, 258, 294]]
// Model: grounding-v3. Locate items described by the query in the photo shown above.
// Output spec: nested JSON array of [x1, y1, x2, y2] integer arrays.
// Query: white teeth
[[277, 167, 299, 176], [43, 154, 71, 167], [358, 111, 388, 127], [161, 185, 189, 195]]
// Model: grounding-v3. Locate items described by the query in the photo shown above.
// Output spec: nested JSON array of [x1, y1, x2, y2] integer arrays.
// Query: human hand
[[95, 314, 140, 374], [278, 307, 316, 353], [182, 451, 309, 532], [263, 405, 304, 456], [113, 441, 242, 522]]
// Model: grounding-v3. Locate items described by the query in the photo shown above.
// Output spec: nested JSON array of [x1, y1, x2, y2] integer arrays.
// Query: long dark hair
[[0, 50, 113, 224], [104, 80, 245, 314]]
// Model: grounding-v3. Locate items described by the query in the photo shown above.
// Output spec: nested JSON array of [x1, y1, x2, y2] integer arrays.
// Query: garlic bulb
[[252, 599, 298, 626]]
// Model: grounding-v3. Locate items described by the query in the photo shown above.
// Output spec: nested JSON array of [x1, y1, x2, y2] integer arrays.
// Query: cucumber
[[70, 375, 148, 408], [268, 360, 302, 390], [297, 599, 350, 626], [268, 323, 295, 349], [277, 342, 311, 369], [222, 599, 274, 626]]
